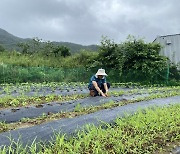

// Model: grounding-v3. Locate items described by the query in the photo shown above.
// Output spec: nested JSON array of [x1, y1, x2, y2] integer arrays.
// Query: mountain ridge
[[0, 28, 98, 53]]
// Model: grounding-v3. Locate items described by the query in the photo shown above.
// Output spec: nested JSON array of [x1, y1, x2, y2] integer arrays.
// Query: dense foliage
[[0, 36, 179, 84], [92, 36, 169, 83], [0, 44, 5, 52]]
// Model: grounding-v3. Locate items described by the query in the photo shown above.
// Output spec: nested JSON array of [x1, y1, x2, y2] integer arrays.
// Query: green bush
[[92, 36, 171, 84]]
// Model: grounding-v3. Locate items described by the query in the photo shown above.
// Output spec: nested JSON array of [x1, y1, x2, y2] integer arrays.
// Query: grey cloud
[[0, 0, 180, 45]]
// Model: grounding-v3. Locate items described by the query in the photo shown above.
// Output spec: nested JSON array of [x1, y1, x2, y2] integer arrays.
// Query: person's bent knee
[[107, 82, 110, 89]]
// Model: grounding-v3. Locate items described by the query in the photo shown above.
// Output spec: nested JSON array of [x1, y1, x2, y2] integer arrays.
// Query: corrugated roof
[[159, 33, 180, 38], [153, 33, 180, 42]]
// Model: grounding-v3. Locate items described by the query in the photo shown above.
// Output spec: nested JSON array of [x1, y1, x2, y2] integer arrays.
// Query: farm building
[[153, 34, 180, 67]]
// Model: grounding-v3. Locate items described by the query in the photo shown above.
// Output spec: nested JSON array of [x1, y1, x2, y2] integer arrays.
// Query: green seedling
[[74, 103, 82, 112], [0, 122, 8, 132]]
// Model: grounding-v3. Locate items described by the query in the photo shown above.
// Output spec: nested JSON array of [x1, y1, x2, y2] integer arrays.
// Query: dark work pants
[[88, 82, 110, 96]]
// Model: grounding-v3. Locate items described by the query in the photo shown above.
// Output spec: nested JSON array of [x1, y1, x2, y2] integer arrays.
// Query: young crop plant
[[0, 92, 88, 108], [0, 122, 8, 132], [9, 99, 21, 107], [74, 103, 82, 112]]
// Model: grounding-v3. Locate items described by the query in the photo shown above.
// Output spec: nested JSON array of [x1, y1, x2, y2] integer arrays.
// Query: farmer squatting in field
[[88, 68, 110, 97]]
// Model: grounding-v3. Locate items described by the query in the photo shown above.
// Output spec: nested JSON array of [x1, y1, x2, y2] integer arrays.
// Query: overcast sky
[[0, 0, 180, 45]]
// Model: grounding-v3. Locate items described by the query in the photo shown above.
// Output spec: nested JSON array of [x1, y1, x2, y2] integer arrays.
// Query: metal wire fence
[[0, 64, 178, 85]]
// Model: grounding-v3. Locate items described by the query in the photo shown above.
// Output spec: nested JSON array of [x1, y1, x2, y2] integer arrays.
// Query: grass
[[1, 87, 180, 133], [0, 51, 97, 68], [0, 103, 179, 153]]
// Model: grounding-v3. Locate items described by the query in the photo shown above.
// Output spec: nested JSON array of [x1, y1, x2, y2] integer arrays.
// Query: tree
[[53, 45, 71, 57], [41, 41, 54, 56], [52, 46, 61, 57], [0, 44, 5, 52], [60, 46, 71, 57], [96, 36, 168, 83], [17, 42, 30, 54], [31, 37, 42, 52], [94, 36, 124, 75], [121, 36, 168, 82]]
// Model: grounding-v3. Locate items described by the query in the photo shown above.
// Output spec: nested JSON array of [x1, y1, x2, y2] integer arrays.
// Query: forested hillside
[[0, 28, 98, 53]]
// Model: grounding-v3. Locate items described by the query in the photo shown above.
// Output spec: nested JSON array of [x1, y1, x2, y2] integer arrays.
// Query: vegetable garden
[[0, 82, 179, 153]]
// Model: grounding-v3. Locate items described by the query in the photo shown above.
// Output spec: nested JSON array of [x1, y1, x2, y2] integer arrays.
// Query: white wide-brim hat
[[95, 68, 108, 76]]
